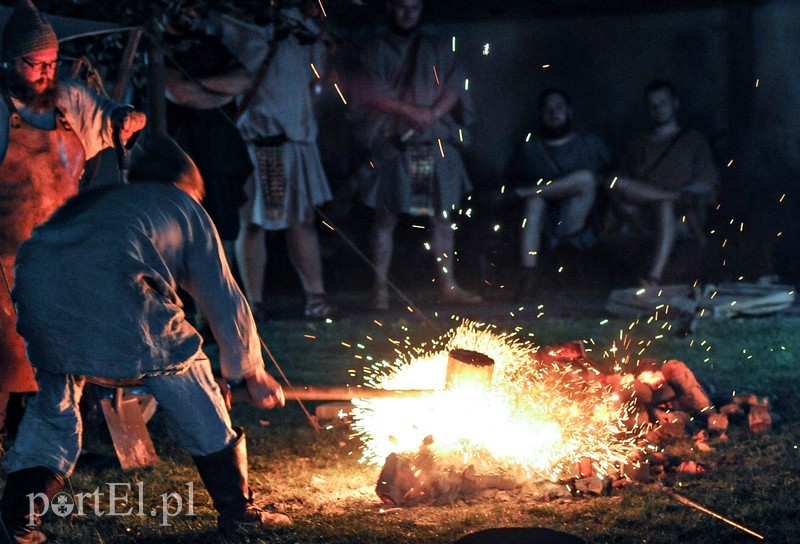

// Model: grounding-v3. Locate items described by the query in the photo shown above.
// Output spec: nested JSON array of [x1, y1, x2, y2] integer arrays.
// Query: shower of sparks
[[452, 36, 456, 52], [433, 65, 440, 85], [351, 321, 646, 481], [727, 159, 734, 167], [333, 83, 347, 104], [317, 0, 327, 17], [482, 43, 490, 55], [542, 64, 550, 69], [464, 78, 470, 91], [438, 138, 445, 157], [755, 78, 760, 87]]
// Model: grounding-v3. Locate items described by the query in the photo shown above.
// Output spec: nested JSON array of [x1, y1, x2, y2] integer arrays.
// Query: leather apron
[[0, 101, 86, 392]]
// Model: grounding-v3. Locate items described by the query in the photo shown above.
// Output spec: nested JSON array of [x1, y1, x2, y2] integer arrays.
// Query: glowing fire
[[351, 321, 646, 481]]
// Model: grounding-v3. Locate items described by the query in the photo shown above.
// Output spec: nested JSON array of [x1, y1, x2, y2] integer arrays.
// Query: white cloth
[[217, 11, 332, 228], [219, 11, 325, 144]]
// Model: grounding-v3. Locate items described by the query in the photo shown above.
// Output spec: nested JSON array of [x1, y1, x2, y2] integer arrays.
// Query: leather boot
[[193, 427, 292, 532], [0, 466, 64, 544]]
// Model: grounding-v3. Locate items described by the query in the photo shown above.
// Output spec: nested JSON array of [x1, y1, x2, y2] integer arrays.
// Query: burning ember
[[351, 322, 646, 487]]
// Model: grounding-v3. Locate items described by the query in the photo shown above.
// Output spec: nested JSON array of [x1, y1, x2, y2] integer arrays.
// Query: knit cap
[[1, 0, 58, 61]]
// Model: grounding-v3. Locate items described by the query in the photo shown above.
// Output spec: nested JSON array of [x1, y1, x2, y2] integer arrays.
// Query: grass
[[11, 309, 800, 543]]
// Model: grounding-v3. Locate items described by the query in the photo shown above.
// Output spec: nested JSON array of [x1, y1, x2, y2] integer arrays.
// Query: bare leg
[[431, 215, 481, 302], [234, 223, 266, 309], [608, 177, 679, 283], [521, 170, 596, 265], [286, 220, 325, 296], [371, 208, 398, 309], [650, 200, 676, 282], [611, 176, 678, 204], [520, 196, 547, 268], [234, 175, 266, 311], [522, 171, 597, 260], [430, 214, 456, 288], [547, 178, 596, 240]]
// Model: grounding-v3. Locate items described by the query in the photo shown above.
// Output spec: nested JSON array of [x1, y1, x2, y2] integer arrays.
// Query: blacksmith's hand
[[214, 376, 233, 411], [119, 111, 147, 144], [245, 366, 286, 409]]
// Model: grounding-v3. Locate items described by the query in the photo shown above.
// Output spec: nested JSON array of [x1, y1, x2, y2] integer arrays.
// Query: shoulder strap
[[391, 32, 422, 100], [0, 85, 21, 128], [640, 128, 688, 181], [235, 27, 284, 121], [534, 136, 564, 177], [0, 86, 65, 130], [55, 108, 72, 131]]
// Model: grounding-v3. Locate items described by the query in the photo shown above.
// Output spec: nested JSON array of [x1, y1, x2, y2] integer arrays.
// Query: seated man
[[507, 88, 612, 298], [1, 137, 292, 541], [607, 79, 719, 285]]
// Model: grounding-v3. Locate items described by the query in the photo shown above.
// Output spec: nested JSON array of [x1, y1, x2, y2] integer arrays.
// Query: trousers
[[4, 354, 236, 476]]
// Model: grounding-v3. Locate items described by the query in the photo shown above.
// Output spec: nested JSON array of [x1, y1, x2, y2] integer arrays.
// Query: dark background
[[4, 0, 799, 298], [314, 0, 800, 295]]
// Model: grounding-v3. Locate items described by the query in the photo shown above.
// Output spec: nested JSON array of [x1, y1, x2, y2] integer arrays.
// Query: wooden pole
[[230, 384, 434, 404], [285, 386, 433, 401], [83, 27, 144, 189], [146, 37, 167, 137], [669, 489, 765, 540], [111, 27, 144, 101]]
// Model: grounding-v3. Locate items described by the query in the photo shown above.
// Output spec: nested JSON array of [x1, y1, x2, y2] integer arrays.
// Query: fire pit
[[349, 321, 645, 505], [342, 321, 775, 509]]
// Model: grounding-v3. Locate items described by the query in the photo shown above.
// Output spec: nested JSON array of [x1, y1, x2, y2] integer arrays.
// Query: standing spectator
[[607, 79, 718, 285], [1, 137, 291, 542], [0, 0, 145, 449], [507, 88, 612, 299], [350, 0, 481, 310], [201, 3, 336, 320]]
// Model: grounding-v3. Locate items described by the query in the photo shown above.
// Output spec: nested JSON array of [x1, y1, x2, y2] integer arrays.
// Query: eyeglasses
[[18, 56, 62, 73]]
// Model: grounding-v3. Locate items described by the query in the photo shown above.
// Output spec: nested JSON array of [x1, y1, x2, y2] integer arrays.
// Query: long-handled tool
[[92, 103, 159, 471], [228, 384, 433, 404], [228, 349, 489, 405]]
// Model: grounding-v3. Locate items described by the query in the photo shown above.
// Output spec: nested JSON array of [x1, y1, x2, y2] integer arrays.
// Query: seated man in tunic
[[506, 88, 612, 299], [606, 79, 719, 285]]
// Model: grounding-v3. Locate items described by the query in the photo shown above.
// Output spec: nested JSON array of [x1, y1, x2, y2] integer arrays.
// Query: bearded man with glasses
[[0, 0, 146, 457]]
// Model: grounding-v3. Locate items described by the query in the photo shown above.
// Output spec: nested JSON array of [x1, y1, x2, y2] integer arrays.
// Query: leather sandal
[[304, 293, 336, 320]]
